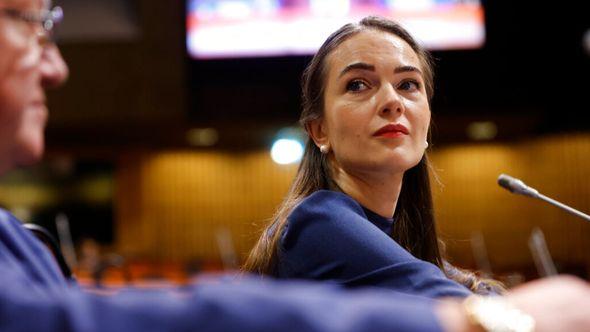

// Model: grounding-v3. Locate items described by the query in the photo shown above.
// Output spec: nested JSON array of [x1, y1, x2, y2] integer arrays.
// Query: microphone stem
[[535, 193, 590, 223]]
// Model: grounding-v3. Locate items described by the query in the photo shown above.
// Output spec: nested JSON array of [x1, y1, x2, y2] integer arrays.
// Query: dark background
[[46, 1, 589, 152]]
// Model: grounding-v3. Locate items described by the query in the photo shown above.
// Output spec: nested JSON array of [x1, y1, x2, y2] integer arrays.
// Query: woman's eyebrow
[[394, 65, 423, 76], [339, 63, 423, 78], [339, 62, 375, 78]]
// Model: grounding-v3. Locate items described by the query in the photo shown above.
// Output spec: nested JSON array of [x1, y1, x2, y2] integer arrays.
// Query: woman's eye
[[398, 80, 420, 91], [346, 80, 369, 92]]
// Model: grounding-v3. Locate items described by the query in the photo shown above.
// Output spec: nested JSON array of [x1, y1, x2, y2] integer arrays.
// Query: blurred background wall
[[111, 134, 590, 277], [0, 0, 588, 283]]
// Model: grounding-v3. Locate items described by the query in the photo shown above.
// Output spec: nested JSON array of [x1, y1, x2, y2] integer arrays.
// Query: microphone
[[498, 174, 590, 223], [498, 174, 539, 198]]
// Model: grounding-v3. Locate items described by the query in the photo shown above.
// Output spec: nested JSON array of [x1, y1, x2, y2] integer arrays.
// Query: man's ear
[[306, 118, 329, 149]]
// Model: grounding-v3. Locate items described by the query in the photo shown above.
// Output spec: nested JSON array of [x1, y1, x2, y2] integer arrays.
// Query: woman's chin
[[378, 152, 423, 173]]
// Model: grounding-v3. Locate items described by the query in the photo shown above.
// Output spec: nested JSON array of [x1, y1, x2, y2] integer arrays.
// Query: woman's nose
[[377, 83, 404, 118]]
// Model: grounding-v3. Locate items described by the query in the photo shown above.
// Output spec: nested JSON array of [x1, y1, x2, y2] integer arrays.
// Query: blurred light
[[271, 139, 304, 165], [218, 1, 252, 19], [310, 0, 350, 17], [188, 0, 486, 59], [584, 29, 590, 56], [387, 0, 435, 11], [186, 128, 219, 147], [466, 121, 498, 141]]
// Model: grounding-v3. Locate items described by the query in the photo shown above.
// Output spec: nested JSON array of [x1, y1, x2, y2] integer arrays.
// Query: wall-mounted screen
[[187, 0, 485, 59]]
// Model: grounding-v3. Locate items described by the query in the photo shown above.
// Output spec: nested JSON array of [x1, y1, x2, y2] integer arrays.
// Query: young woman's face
[[316, 29, 431, 177]]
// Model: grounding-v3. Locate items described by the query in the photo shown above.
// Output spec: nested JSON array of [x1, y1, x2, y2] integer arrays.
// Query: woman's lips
[[373, 123, 409, 138], [376, 131, 405, 138]]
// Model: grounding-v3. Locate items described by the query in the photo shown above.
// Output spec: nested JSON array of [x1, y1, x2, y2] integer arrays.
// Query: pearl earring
[[319, 145, 329, 154], [424, 141, 429, 149]]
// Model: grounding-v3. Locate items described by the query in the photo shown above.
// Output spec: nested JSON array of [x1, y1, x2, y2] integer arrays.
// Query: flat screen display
[[187, 0, 485, 59]]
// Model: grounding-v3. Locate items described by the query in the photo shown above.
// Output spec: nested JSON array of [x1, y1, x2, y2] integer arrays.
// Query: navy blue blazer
[[0, 208, 443, 331], [277, 190, 472, 298]]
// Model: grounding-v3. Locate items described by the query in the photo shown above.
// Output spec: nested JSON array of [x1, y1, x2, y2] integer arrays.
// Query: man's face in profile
[[0, 0, 67, 174]]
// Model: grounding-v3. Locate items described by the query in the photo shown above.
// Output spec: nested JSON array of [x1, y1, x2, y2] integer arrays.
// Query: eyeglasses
[[0, 6, 63, 42]]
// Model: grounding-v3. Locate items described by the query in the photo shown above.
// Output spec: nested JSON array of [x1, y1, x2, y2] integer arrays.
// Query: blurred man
[[2, 1, 590, 331], [0, 0, 67, 174]]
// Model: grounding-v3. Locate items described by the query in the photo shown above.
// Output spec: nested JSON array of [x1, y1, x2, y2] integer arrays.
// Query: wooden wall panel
[[115, 151, 297, 262], [115, 133, 590, 274], [431, 133, 590, 272]]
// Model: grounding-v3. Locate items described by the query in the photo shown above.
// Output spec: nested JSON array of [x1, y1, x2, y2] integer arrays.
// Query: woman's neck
[[331, 164, 403, 218]]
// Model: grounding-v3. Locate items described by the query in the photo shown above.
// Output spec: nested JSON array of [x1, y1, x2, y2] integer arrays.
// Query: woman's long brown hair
[[243, 16, 502, 294]]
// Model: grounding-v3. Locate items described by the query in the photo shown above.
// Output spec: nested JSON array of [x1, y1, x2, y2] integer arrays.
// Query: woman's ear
[[306, 118, 329, 150]]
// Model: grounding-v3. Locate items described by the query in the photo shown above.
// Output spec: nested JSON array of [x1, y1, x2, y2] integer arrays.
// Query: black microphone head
[[497, 173, 539, 197], [497, 174, 516, 193]]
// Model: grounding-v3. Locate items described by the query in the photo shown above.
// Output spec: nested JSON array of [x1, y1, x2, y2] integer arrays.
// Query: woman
[[244, 16, 499, 297]]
